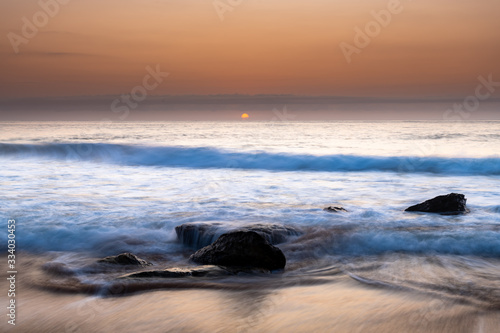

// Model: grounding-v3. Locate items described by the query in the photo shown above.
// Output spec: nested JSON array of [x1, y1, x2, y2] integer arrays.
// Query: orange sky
[[1, 0, 499, 99]]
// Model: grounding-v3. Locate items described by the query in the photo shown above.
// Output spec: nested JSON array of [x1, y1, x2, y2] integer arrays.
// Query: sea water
[[1, 121, 500, 331]]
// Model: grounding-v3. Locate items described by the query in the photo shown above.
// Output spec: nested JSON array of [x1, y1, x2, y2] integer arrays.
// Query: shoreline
[[2, 253, 500, 332]]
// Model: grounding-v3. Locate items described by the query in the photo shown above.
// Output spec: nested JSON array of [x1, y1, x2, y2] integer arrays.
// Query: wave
[[1, 142, 500, 175], [4, 223, 500, 258], [402, 133, 466, 140], [336, 229, 500, 256]]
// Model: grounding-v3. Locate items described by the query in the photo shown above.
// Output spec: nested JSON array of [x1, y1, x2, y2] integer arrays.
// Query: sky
[[1, 0, 499, 119]]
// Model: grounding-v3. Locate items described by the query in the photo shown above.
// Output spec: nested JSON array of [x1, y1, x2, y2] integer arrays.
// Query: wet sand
[[2, 254, 500, 332]]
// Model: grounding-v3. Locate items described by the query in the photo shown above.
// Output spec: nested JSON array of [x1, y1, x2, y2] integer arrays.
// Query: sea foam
[[1, 143, 499, 175]]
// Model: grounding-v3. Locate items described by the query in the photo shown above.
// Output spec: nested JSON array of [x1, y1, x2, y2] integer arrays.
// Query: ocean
[[1, 120, 500, 332]]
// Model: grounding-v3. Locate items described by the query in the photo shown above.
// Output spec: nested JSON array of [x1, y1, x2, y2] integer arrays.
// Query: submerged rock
[[190, 231, 286, 271], [175, 222, 224, 249], [175, 222, 301, 249], [405, 193, 470, 215], [98, 253, 152, 266], [42, 262, 75, 277], [323, 206, 347, 213], [121, 265, 231, 279]]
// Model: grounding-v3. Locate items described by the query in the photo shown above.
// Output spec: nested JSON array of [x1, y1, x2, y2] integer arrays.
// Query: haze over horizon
[[1, 0, 499, 120]]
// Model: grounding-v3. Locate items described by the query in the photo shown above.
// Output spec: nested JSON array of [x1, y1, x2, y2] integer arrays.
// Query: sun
[[241, 113, 249, 119]]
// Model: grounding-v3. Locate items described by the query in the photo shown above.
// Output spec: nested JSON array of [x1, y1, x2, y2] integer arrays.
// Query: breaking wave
[[1, 143, 499, 175]]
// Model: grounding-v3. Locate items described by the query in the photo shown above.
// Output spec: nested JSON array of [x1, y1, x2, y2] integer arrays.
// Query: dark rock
[[323, 206, 347, 213], [121, 265, 231, 279], [190, 231, 286, 271], [405, 193, 470, 215], [175, 222, 224, 249], [98, 253, 152, 266], [175, 222, 301, 249]]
